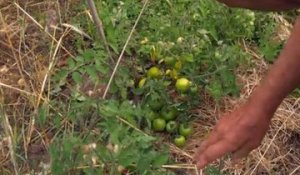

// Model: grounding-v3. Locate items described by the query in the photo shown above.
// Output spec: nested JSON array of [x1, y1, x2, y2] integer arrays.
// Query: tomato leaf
[[118, 149, 137, 167], [152, 153, 169, 168], [72, 71, 82, 84]]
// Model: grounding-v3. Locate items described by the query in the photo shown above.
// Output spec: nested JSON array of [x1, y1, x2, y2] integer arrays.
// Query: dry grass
[[0, 1, 78, 174], [0, 0, 299, 175]]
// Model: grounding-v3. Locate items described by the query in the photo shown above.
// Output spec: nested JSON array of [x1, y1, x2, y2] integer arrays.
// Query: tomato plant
[[48, 0, 283, 174]]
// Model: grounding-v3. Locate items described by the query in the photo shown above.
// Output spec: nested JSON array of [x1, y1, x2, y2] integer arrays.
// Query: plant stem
[[87, 0, 114, 63]]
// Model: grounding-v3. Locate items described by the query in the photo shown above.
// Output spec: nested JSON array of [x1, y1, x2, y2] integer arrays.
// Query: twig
[[167, 143, 194, 160], [102, 0, 149, 99], [0, 11, 27, 92], [1, 108, 19, 175], [289, 165, 300, 175], [162, 164, 197, 170], [87, 0, 114, 62], [74, 163, 198, 170], [116, 115, 149, 136], [35, 30, 65, 108], [0, 82, 35, 96], [24, 31, 66, 152], [61, 23, 92, 40]]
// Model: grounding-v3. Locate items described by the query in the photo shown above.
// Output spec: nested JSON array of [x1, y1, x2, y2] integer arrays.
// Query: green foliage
[[49, 0, 287, 174], [254, 13, 284, 62], [134, 0, 255, 100], [50, 136, 84, 175], [37, 104, 48, 125], [63, 0, 265, 101], [49, 99, 172, 175]]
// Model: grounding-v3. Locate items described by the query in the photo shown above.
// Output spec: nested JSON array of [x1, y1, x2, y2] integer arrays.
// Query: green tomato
[[166, 121, 178, 133], [190, 85, 198, 94], [147, 111, 159, 121], [214, 51, 222, 59], [177, 37, 184, 44], [175, 78, 191, 93], [152, 118, 166, 131], [165, 69, 178, 80], [138, 77, 146, 88], [147, 66, 162, 79], [246, 11, 255, 21], [161, 107, 177, 121], [174, 135, 186, 147], [147, 98, 164, 111], [179, 124, 193, 137], [174, 60, 182, 70], [164, 56, 176, 66]]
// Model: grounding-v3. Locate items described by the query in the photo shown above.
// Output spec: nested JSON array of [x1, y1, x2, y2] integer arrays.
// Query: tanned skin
[[193, 0, 300, 169]]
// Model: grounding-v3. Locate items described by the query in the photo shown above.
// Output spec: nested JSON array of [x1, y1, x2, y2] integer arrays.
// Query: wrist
[[246, 87, 281, 119]]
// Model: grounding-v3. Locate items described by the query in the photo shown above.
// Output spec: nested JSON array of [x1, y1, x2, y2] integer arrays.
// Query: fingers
[[232, 142, 256, 161], [194, 140, 236, 169], [193, 127, 224, 168], [194, 130, 221, 156]]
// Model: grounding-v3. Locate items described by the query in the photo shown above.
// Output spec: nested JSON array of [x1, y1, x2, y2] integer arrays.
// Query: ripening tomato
[[174, 135, 186, 147], [138, 77, 146, 88], [152, 118, 166, 131], [179, 124, 193, 137], [166, 121, 178, 133], [147, 66, 162, 79], [175, 78, 191, 92]]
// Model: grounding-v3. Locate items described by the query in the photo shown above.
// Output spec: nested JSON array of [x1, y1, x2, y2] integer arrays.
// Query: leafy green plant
[[48, 0, 285, 174], [254, 13, 284, 62], [49, 98, 172, 175]]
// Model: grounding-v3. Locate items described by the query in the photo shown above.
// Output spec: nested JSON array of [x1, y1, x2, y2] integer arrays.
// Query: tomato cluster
[[136, 56, 195, 147], [150, 108, 193, 147]]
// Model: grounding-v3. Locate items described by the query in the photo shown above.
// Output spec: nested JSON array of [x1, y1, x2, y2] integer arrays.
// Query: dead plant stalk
[[87, 0, 114, 62], [102, 0, 150, 99]]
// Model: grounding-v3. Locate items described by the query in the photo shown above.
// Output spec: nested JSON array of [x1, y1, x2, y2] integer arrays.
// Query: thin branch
[[35, 30, 65, 108], [116, 115, 149, 136], [102, 0, 149, 99], [1, 108, 19, 175], [87, 0, 114, 62], [290, 165, 300, 175], [74, 163, 199, 170], [0, 82, 35, 96]]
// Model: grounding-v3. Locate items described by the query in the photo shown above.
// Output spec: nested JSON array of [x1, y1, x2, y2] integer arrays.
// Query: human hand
[[193, 104, 272, 168]]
